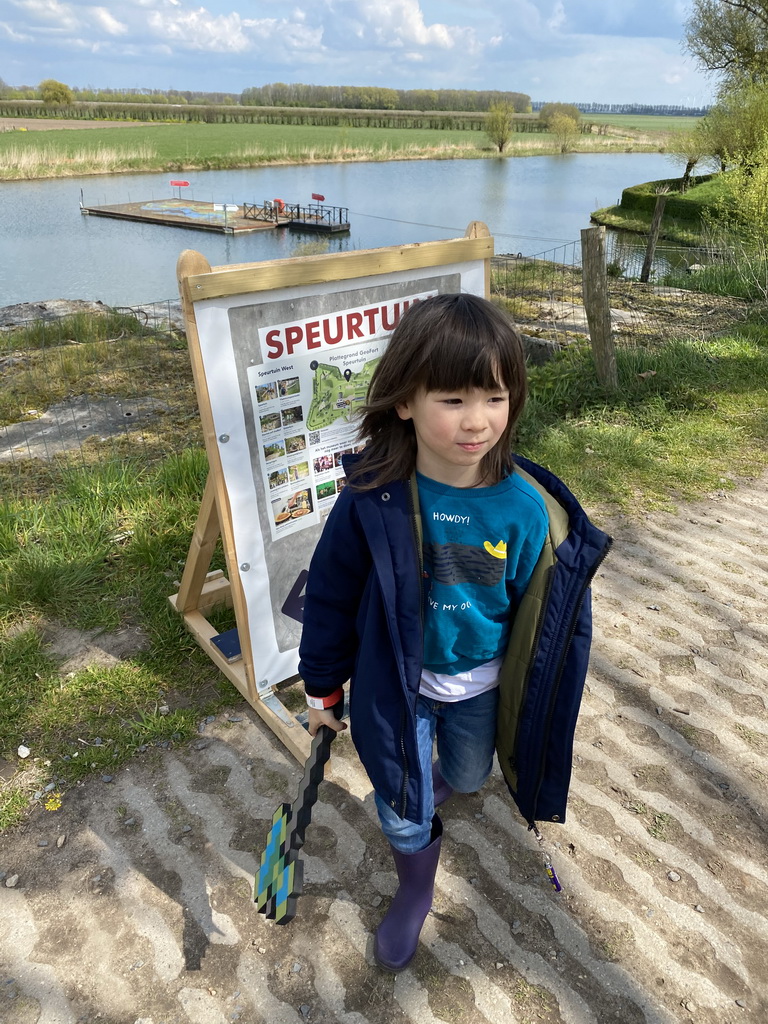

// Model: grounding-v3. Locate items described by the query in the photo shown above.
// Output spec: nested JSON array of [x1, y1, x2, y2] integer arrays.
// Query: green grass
[[664, 262, 768, 300], [586, 114, 702, 134], [0, 448, 235, 828], [0, 120, 667, 179], [663, 242, 768, 301], [591, 172, 733, 245], [590, 205, 705, 246], [517, 325, 768, 509]]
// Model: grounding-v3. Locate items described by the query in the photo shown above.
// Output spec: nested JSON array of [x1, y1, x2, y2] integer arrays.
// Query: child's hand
[[308, 706, 347, 737]]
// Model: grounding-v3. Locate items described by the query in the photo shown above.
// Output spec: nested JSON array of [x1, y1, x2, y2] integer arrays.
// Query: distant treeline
[[0, 85, 238, 106], [0, 82, 707, 118], [0, 99, 553, 131], [1, 82, 531, 113], [533, 101, 711, 116], [240, 84, 532, 113]]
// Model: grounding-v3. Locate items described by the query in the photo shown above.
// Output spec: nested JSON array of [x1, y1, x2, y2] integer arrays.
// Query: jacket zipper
[[529, 538, 612, 818]]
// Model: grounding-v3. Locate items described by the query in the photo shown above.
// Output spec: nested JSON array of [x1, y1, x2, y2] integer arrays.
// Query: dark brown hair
[[348, 293, 527, 490]]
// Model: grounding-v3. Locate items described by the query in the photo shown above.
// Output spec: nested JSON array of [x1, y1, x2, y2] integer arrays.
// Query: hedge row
[[619, 175, 716, 221], [0, 100, 563, 133]]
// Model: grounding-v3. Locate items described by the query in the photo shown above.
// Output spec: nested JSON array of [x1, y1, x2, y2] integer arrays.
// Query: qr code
[[308, 431, 321, 445]]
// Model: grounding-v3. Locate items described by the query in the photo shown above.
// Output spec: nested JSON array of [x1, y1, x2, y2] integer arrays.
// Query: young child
[[298, 293, 610, 972]]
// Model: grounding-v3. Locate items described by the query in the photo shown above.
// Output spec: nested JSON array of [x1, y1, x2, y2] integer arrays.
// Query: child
[[298, 293, 610, 972]]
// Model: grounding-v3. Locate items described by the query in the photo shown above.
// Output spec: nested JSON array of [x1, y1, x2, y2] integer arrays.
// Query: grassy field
[[586, 114, 702, 133], [0, 119, 669, 179]]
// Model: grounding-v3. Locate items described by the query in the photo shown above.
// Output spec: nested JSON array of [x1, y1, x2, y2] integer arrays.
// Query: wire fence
[[492, 236, 752, 355], [1, 243, 753, 488]]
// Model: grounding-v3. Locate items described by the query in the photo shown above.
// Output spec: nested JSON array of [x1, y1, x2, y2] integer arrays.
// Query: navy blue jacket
[[299, 455, 611, 826]]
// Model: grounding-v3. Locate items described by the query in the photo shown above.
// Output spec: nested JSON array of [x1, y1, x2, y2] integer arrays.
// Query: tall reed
[[0, 143, 159, 179]]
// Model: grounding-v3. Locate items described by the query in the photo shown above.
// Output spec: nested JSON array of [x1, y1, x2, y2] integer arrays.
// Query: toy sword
[[254, 700, 342, 924]]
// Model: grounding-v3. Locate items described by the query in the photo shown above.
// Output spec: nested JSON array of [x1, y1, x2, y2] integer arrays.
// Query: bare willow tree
[[671, 130, 710, 189], [684, 0, 768, 82]]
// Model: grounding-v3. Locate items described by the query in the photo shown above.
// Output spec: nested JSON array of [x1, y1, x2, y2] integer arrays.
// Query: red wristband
[[306, 687, 344, 710]]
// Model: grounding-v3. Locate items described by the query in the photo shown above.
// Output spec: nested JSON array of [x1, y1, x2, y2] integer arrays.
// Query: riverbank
[[0, 118, 669, 181], [591, 172, 732, 246], [591, 205, 704, 245]]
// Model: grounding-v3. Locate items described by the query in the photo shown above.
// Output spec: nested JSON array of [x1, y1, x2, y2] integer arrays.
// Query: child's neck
[[416, 459, 488, 489]]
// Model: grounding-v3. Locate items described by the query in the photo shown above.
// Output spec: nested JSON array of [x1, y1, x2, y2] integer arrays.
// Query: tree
[[548, 112, 580, 153], [671, 130, 709, 189], [484, 101, 515, 153], [39, 79, 73, 104], [696, 102, 737, 169], [684, 0, 768, 82], [539, 102, 581, 128], [700, 80, 768, 166]]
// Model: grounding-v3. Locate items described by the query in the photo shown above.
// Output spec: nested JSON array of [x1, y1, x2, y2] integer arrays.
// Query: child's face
[[396, 386, 510, 487]]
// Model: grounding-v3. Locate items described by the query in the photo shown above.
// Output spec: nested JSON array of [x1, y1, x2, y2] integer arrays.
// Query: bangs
[[417, 328, 515, 395]]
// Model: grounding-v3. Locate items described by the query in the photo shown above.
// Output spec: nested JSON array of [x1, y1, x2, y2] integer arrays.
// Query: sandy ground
[[1, 473, 766, 1024]]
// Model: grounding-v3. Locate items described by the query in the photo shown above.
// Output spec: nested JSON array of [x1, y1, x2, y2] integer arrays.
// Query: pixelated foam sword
[[254, 699, 342, 924]]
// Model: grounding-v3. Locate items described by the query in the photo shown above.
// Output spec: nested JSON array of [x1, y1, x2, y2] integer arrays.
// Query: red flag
[[311, 193, 325, 201]]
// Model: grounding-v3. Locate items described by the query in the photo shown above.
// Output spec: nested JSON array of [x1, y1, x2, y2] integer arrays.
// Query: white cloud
[[547, 1, 566, 32], [91, 7, 128, 35], [10, 0, 77, 30], [0, 21, 33, 41], [0, 0, 715, 104], [321, 0, 478, 53], [516, 37, 706, 103], [146, 8, 255, 52]]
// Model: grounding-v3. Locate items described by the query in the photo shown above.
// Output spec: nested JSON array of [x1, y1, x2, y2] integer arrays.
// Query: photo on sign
[[281, 405, 304, 428], [256, 384, 278, 404], [313, 453, 334, 474], [260, 412, 281, 433], [285, 434, 307, 455], [316, 480, 336, 501], [263, 441, 286, 462]]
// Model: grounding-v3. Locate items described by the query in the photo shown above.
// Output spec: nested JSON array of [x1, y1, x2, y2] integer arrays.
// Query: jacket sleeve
[[298, 487, 373, 698]]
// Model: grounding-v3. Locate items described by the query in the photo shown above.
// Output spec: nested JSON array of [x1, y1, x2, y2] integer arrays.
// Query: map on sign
[[306, 358, 381, 432]]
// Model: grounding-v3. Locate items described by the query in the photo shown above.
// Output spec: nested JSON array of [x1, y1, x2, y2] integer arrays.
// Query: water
[[0, 153, 676, 307]]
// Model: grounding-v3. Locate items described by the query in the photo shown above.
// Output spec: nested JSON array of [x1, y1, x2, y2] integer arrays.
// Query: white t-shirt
[[419, 655, 503, 702]]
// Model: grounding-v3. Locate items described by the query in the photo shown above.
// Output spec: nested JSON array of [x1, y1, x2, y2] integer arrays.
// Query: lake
[[0, 153, 677, 307]]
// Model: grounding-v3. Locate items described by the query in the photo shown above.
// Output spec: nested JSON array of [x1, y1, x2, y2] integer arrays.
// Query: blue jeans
[[374, 687, 499, 853]]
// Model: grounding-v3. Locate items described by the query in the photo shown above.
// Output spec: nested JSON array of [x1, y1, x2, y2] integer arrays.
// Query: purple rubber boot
[[374, 816, 443, 972], [432, 761, 453, 808]]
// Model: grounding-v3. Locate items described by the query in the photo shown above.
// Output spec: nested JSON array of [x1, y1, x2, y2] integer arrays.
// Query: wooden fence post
[[581, 226, 618, 390], [640, 195, 667, 283]]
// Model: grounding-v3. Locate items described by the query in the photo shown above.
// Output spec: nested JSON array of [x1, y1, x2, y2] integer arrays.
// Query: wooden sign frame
[[171, 223, 493, 763]]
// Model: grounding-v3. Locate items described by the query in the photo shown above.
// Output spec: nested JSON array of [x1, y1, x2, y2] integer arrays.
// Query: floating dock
[[80, 197, 350, 235], [243, 200, 350, 233]]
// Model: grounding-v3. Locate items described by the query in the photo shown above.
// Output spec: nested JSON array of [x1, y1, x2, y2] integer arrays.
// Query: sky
[[0, 0, 714, 106]]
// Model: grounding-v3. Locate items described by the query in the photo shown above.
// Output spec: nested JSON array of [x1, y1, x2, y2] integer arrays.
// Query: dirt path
[[1, 477, 767, 1024]]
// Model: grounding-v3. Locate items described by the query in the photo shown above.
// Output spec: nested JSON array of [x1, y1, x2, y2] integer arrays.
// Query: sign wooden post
[[172, 223, 493, 763]]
